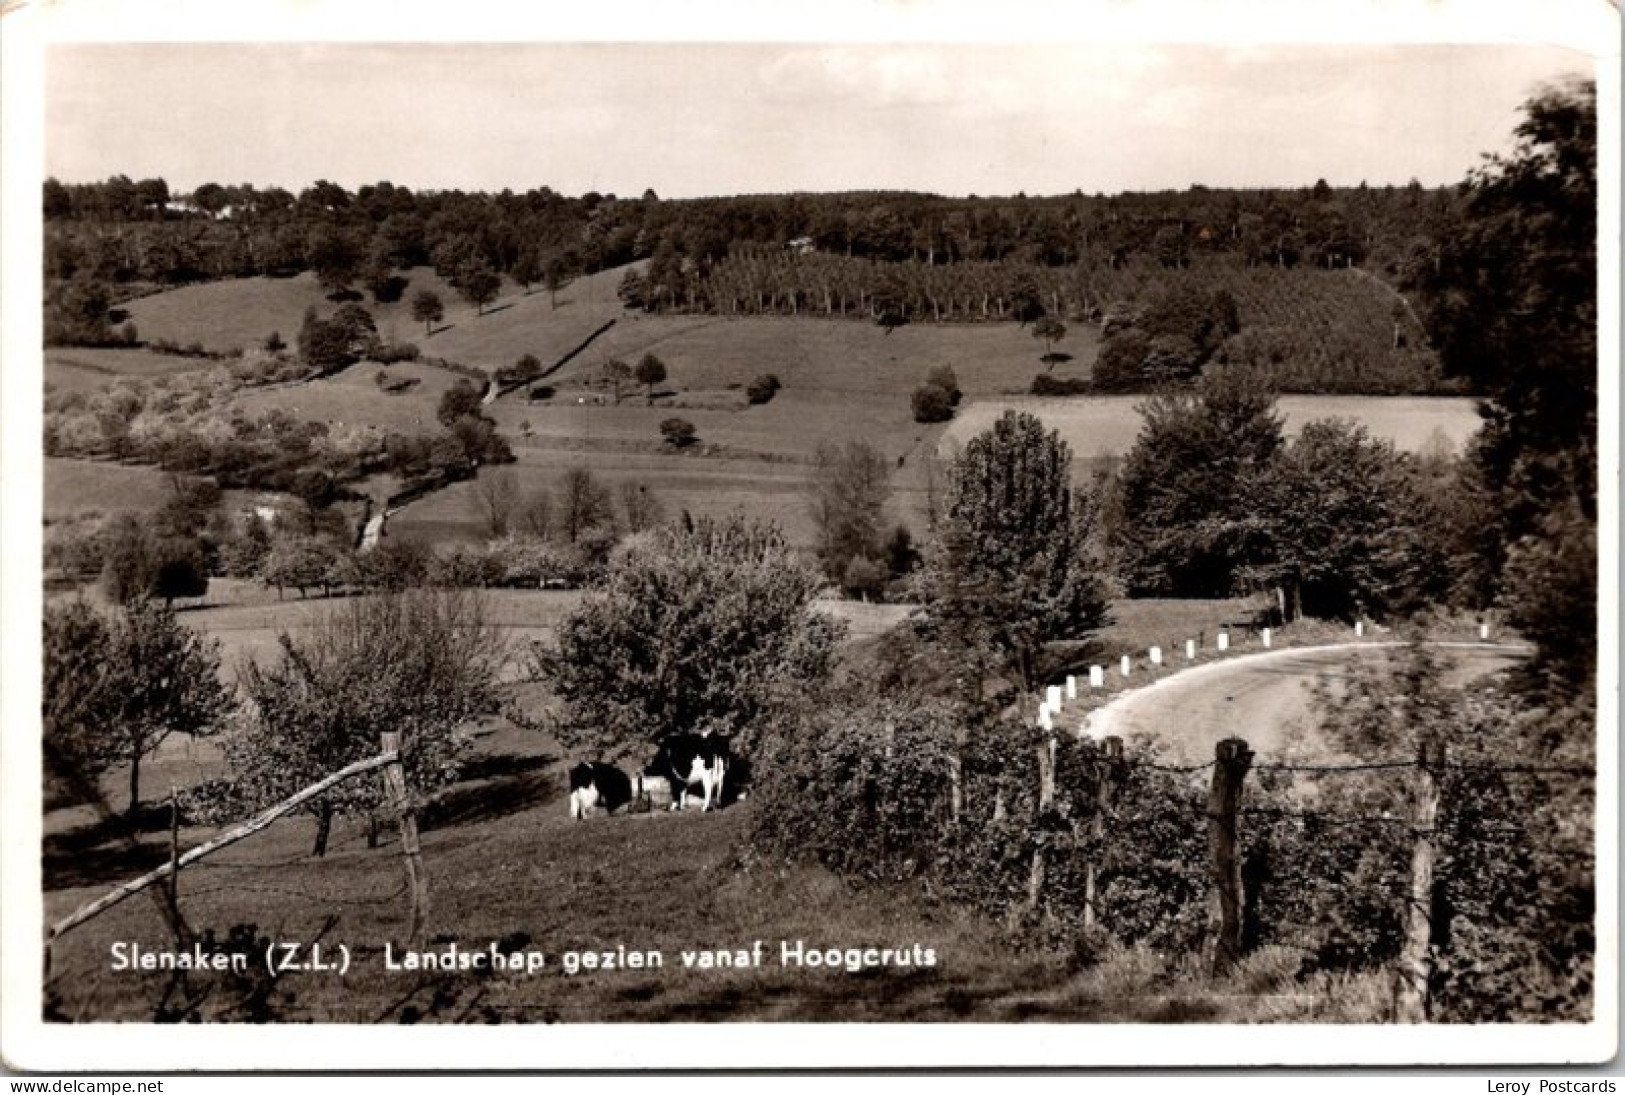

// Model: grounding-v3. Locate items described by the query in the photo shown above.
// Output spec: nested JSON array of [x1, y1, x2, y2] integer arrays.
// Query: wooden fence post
[[1397, 737, 1445, 1022], [166, 787, 185, 942], [1025, 734, 1058, 916], [379, 731, 428, 949], [1083, 735, 1123, 930], [1207, 737, 1253, 976]]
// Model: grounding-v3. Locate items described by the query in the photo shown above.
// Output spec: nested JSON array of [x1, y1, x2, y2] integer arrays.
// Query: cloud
[[759, 48, 958, 108]]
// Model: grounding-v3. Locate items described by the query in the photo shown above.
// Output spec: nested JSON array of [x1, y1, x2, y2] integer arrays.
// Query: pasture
[[45, 347, 212, 395], [44, 592, 1357, 1024], [43, 458, 176, 519], [43, 458, 296, 523], [232, 358, 469, 435], [102, 263, 1485, 553], [940, 395, 1482, 461], [120, 265, 631, 368]]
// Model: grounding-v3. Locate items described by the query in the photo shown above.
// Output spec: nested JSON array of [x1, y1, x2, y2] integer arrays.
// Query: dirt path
[[1083, 642, 1528, 763]]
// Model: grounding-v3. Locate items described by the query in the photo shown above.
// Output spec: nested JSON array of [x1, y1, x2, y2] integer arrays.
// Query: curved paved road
[[1082, 642, 1528, 764]]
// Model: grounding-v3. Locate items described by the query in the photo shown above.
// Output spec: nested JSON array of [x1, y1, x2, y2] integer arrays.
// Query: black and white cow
[[567, 761, 640, 820], [647, 733, 731, 812]]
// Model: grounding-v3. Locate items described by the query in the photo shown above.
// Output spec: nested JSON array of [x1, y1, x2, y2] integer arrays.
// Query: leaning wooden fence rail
[[49, 748, 401, 943]]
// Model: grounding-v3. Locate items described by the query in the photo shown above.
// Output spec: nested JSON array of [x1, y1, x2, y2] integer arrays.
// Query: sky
[[43, 41, 1593, 199]]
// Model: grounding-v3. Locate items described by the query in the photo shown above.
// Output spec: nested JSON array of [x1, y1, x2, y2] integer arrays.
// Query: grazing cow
[[647, 734, 731, 812], [568, 761, 640, 820]]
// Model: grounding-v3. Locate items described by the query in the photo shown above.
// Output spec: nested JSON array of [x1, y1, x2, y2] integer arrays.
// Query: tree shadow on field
[[43, 833, 170, 892], [48, 801, 180, 847], [420, 751, 559, 832], [479, 302, 515, 318]]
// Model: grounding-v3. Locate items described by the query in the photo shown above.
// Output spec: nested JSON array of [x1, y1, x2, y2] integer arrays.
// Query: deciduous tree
[[660, 417, 697, 449], [1111, 369, 1284, 598], [1410, 76, 1597, 695], [557, 467, 613, 543], [458, 262, 501, 315], [635, 353, 667, 404], [808, 439, 891, 584], [474, 467, 521, 537], [534, 516, 841, 756], [1238, 419, 1444, 620], [917, 410, 1111, 693], [227, 590, 506, 854], [410, 289, 444, 335], [1032, 315, 1067, 365], [44, 599, 233, 814]]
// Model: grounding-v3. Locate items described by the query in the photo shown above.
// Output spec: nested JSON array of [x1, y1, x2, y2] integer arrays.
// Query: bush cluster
[[745, 373, 781, 405], [910, 365, 962, 423], [1030, 374, 1091, 397]]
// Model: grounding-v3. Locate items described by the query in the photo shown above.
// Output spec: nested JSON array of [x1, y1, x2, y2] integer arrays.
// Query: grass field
[[233, 358, 469, 435], [44, 458, 293, 522], [97, 266, 1483, 555], [389, 310, 1091, 544], [45, 347, 213, 395], [941, 394, 1482, 460], [43, 458, 175, 519], [121, 265, 633, 369], [43, 588, 1379, 1023]]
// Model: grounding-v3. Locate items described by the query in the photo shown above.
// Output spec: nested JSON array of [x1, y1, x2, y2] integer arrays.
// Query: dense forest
[[43, 176, 1464, 394], [43, 175, 1456, 289]]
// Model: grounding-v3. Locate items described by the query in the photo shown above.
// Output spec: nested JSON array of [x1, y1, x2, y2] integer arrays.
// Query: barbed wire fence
[[1004, 725, 1595, 1021]]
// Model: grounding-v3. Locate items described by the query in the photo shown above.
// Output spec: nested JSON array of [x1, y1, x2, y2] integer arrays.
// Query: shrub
[[910, 384, 954, 424], [430, 544, 504, 588], [925, 365, 962, 406], [840, 555, 888, 600], [746, 373, 781, 405], [1030, 374, 1091, 397], [748, 698, 956, 884], [496, 353, 545, 388], [528, 384, 555, 401], [660, 417, 698, 449], [437, 379, 486, 427], [373, 342, 421, 364], [1092, 330, 1151, 392]]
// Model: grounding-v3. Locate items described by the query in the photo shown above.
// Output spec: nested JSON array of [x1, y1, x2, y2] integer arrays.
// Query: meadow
[[55, 261, 1484, 550], [46, 591, 1367, 1025], [120, 265, 630, 367], [45, 347, 212, 395]]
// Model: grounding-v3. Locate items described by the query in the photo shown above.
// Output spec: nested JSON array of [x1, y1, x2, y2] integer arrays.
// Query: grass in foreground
[[43, 750, 1387, 1023]]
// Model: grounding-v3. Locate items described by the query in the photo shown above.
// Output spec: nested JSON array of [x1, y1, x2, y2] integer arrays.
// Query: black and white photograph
[[1, 0, 1616, 1072]]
